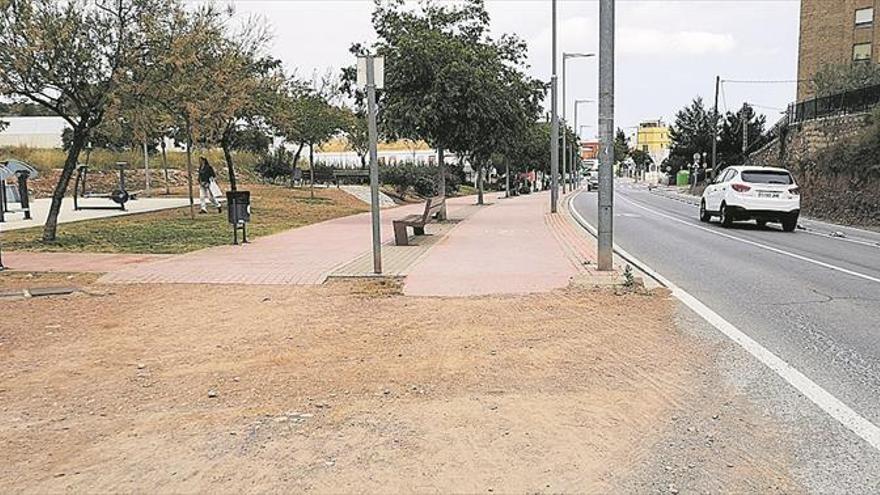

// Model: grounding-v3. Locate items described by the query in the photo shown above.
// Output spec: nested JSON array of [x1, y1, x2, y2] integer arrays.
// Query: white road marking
[[617, 194, 880, 286], [569, 192, 880, 452]]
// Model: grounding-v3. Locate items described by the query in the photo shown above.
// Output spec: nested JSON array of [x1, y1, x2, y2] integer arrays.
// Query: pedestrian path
[[403, 191, 597, 296], [328, 204, 483, 278], [99, 197, 476, 285], [0, 197, 191, 231]]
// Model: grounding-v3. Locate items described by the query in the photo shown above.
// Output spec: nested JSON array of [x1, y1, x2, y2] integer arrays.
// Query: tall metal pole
[[711, 75, 720, 178], [366, 55, 382, 274], [562, 56, 567, 195], [550, 0, 559, 213], [597, 0, 615, 271]]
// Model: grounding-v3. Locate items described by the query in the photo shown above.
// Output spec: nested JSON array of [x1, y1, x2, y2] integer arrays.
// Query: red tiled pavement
[[403, 191, 590, 297], [1, 252, 169, 273], [99, 197, 476, 286]]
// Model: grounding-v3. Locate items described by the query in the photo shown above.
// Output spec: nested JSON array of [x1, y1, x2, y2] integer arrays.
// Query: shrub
[[255, 147, 293, 180]]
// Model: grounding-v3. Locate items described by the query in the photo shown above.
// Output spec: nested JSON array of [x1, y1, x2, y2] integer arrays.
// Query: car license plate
[[758, 191, 780, 198]]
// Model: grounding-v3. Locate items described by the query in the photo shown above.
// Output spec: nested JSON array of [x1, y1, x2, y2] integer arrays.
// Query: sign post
[[358, 55, 385, 275]]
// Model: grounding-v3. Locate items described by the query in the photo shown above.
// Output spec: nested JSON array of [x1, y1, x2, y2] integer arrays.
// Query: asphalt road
[[571, 182, 880, 439]]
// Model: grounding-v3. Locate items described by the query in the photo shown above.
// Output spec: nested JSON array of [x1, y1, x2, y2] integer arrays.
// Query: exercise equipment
[[0, 159, 38, 223], [73, 162, 132, 211]]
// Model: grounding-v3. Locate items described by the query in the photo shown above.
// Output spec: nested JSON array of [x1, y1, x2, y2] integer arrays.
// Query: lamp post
[[562, 53, 595, 194]]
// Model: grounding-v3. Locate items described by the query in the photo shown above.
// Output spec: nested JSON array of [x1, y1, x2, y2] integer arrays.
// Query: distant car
[[585, 170, 599, 192], [699, 166, 800, 232]]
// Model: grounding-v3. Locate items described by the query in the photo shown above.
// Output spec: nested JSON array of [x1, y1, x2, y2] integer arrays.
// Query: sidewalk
[[9, 190, 611, 294], [99, 197, 477, 285], [404, 191, 600, 296]]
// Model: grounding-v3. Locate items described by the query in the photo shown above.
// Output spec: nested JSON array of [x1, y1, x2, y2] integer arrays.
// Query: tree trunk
[[360, 153, 366, 168], [476, 162, 484, 205], [221, 129, 237, 192], [291, 142, 305, 188], [309, 141, 315, 199], [185, 126, 195, 220], [42, 126, 88, 242], [161, 140, 170, 195]]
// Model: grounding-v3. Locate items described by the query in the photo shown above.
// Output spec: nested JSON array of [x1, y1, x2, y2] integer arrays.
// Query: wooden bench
[[393, 196, 445, 246], [333, 169, 370, 187]]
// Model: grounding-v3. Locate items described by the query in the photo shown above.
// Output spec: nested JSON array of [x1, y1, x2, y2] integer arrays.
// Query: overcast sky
[[220, 0, 801, 140]]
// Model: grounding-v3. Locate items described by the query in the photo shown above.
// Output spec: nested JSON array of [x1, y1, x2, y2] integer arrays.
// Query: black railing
[[792, 83, 880, 123]]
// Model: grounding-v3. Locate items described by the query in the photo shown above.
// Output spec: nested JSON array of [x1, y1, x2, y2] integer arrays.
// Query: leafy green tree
[[668, 97, 714, 174], [360, 0, 543, 206], [614, 129, 630, 167], [133, 2, 235, 218], [812, 62, 880, 97], [0, 0, 168, 241], [717, 104, 766, 167]]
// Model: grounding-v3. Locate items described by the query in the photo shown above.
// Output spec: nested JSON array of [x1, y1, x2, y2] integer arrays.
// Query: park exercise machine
[[0, 159, 38, 223], [73, 162, 133, 211]]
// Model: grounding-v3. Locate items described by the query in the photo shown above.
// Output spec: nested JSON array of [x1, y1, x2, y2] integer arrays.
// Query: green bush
[[255, 148, 293, 180]]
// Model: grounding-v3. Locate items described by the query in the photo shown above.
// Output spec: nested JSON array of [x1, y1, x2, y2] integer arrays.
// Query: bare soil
[[0, 280, 801, 493]]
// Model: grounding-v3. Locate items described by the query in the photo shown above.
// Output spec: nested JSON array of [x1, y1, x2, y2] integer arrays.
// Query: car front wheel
[[699, 201, 711, 222], [720, 203, 733, 228]]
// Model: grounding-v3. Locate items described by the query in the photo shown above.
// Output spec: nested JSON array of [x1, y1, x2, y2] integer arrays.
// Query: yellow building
[[636, 120, 671, 164]]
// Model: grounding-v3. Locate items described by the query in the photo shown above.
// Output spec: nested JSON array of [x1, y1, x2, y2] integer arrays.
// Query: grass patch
[[1, 184, 369, 254]]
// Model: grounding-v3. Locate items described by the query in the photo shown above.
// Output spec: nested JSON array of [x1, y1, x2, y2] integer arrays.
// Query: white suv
[[700, 166, 800, 232]]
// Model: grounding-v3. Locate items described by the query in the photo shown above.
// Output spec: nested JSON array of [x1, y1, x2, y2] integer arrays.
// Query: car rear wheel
[[781, 214, 798, 232], [720, 203, 733, 228], [699, 201, 710, 222]]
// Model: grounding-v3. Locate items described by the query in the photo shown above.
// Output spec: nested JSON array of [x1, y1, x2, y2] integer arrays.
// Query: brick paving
[[100, 198, 476, 286], [403, 191, 596, 297]]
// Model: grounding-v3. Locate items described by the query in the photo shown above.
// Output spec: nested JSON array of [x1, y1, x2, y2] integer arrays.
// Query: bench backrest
[[421, 195, 445, 223]]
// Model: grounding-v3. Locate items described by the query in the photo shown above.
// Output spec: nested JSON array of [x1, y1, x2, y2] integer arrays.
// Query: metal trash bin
[[226, 190, 251, 245]]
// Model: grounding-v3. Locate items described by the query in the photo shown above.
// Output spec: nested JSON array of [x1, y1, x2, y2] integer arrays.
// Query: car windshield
[[741, 170, 793, 185]]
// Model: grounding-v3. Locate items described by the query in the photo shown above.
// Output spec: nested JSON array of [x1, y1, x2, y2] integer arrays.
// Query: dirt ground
[[0, 279, 802, 493]]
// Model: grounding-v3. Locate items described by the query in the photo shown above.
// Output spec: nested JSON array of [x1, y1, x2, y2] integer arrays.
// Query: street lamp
[[562, 52, 595, 194]]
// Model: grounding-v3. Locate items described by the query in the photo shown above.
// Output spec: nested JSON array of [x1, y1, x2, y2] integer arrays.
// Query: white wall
[[0, 116, 68, 148]]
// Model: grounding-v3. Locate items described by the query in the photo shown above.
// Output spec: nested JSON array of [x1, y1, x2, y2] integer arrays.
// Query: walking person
[[198, 157, 222, 214]]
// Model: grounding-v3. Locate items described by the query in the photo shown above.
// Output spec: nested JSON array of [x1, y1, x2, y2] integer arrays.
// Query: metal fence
[[791, 83, 880, 123]]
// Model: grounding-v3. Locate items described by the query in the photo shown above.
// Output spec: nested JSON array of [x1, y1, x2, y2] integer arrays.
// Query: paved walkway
[[404, 191, 597, 296], [100, 197, 477, 285], [1, 197, 191, 231]]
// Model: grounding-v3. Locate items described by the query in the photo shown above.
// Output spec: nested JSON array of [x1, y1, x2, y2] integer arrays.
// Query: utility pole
[[711, 75, 720, 178], [550, 0, 559, 213], [363, 55, 382, 274], [597, 0, 614, 271]]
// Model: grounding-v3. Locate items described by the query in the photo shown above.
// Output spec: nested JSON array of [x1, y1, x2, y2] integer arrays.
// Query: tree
[[668, 97, 714, 174], [343, 109, 370, 168], [614, 129, 630, 166], [812, 62, 880, 97], [0, 0, 166, 241], [364, 0, 543, 206], [717, 104, 766, 167], [133, 3, 234, 218]]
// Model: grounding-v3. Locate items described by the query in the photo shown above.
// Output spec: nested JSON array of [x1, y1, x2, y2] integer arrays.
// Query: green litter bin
[[676, 170, 690, 186]]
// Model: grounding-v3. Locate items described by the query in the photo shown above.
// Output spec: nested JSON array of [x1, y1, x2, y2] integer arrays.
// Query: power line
[[722, 79, 803, 84]]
